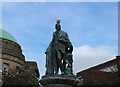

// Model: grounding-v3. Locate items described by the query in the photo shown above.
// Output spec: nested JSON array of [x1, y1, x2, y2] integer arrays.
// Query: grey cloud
[[73, 45, 116, 75]]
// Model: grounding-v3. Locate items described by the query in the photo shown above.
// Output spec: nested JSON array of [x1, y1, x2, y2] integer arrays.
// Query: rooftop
[[0, 29, 18, 43]]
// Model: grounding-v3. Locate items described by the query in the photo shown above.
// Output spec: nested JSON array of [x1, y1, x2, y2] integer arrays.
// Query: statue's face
[[57, 20, 60, 24]]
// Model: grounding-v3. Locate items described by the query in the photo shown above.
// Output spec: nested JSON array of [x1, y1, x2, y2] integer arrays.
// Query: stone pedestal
[[40, 74, 79, 87]]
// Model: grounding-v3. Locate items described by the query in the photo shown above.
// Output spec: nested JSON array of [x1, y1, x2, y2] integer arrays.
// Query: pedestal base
[[40, 74, 79, 87], [43, 84, 72, 87]]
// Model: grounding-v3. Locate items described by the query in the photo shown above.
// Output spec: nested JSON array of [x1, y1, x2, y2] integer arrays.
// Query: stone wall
[[24, 61, 40, 77], [0, 38, 25, 71]]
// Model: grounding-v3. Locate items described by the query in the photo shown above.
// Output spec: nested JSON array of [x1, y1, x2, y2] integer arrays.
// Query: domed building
[[0, 29, 39, 78], [0, 29, 25, 73]]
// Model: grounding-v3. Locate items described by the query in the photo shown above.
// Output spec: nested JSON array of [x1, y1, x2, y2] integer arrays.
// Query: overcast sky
[[2, 2, 118, 78]]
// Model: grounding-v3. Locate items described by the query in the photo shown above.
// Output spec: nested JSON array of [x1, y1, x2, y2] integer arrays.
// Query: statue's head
[[57, 17, 60, 24], [55, 17, 61, 31]]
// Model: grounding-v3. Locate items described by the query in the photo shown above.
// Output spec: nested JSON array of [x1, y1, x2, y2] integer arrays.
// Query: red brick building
[[77, 56, 120, 85]]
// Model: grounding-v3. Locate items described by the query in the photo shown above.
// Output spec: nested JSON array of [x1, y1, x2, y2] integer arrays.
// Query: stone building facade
[[0, 29, 25, 74], [0, 29, 39, 83], [1, 38, 25, 71], [24, 61, 40, 77]]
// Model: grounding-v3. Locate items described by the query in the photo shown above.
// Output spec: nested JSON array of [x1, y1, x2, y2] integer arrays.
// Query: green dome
[[0, 29, 17, 43]]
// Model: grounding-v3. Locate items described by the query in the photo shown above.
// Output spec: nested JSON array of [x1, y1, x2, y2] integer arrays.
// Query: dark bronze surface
[[45, 18, 73, 75]]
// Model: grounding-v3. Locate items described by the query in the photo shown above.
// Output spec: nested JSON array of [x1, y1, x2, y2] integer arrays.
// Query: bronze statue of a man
[[45, 17, 73, 75]]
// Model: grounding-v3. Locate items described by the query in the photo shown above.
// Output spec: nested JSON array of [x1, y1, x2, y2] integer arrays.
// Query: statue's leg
[[53, 50, 58, 74], [63, 54, 67, 74], [63, 60, 66, 74], [55, 57, 59, 74], [57, 51, 64, 74], [51, 60, 54, 74], [56, 61, 59, 74]]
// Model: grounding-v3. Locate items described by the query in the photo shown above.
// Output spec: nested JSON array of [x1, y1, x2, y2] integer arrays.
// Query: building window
[[16, 66, 19, 70], [2, 63, 9, 76], [100, 65, 118, 72]]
